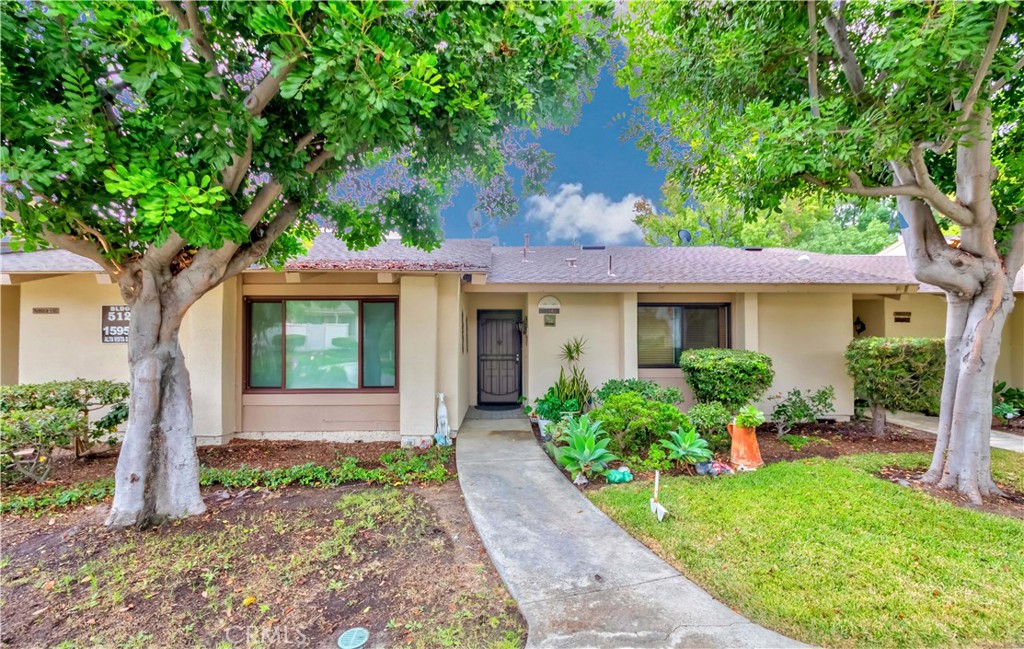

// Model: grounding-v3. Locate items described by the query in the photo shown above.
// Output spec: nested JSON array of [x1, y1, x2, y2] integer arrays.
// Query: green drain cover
[[338, 627, 370, 649]]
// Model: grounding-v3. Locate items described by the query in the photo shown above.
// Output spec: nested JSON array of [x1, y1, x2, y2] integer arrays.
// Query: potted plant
[[727, 405, 766, 470], [519, 396, 537, 422]]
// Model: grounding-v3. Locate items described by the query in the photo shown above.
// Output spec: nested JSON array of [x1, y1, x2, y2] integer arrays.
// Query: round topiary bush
[[678, 348, 775, 412]]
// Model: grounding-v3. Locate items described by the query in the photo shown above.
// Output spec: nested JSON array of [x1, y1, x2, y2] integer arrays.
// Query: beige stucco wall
[[852, 298, 886, 339], [436, 274, 465, 432], [398, 275, 438, 444], [757, 292, 856, 418], [525, 292, 626, 404], [18, 274, 129, 383], [1, 285, 20, 384], [998, 301, 1024, 387]]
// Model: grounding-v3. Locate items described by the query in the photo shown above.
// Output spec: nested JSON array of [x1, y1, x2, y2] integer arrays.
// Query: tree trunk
[[870, 402, 887, 439], [920, 277, 1014, 505], [105, 275, 205, 527]]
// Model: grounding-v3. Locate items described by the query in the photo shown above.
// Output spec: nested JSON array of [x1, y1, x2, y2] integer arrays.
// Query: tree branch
[[807, 0, 821, 118], [958, 4, 1009, 127], [1006, 222, 1024, 279], [799, 172, 927, 198], [244, 61, 298, 116], [4, 204, 122, 277], [990, 55, 1024, 95], [220, 201, 302, 281], [156, 0, 188, 32], [909, 145, 975, 225], [183, 0, 218, 68], [822, 1, 866, 100], [221, 133, 253, 195]]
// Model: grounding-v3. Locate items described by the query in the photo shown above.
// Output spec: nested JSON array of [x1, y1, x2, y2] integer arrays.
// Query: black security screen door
[[478, 310, 522, 404]]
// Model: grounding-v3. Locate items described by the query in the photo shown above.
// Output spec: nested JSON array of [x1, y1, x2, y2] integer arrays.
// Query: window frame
[[243, 296, 399, 394], [637, 302, 731, 369]]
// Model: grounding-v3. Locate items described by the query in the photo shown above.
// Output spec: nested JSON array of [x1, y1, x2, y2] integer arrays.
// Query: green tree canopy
[[618, 0, 1023, 504], [0, 0, 611, 527]]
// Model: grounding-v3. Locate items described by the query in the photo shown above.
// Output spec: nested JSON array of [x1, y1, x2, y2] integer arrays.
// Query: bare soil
[[993, 417, 1024, 437], [0, 478, 525, 649]]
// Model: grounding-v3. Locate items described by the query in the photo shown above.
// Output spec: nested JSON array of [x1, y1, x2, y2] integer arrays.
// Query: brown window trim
[[637, 302, 731, 369], [243, 296, 399, 394]]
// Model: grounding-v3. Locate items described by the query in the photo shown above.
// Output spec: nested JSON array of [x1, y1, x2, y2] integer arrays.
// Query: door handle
[[516, 353, 520, 363]]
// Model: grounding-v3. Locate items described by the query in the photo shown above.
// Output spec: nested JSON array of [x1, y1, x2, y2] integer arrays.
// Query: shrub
[[594, 378, 682, 405], [688, 401, 732, 455], [0, 379, 129, 445], [658, 426, 712, 467], [994, 382, 1024, 412], [534, 388, 576, 421], [678, 348, 774, 411], [844, 337, 944, 435], [1, 408, 87, 483], [552, 415, 617, 482], [769, 386, 836, 437], [589, 392, 689, 455]]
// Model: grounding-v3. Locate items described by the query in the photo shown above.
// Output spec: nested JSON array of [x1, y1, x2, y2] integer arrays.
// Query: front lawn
[[588, 450, 1024, 648]]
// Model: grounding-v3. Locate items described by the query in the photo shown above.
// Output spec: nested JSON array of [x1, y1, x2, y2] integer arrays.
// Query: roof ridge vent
[[582, 245, 606, 250], [607, 254, 616, 277], [565, 257, 577, 268], [797, 254, 811, 263], [743, 246, 763, 251]]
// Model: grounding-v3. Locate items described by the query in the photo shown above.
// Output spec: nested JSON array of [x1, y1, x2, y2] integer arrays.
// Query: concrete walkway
[[887, 411, 1024, 453], [456, 418, 803, 648]]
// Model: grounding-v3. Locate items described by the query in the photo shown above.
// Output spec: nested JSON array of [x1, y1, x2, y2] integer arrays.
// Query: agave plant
[[554, 415, 617, 481], [659, 425, 713, 468]]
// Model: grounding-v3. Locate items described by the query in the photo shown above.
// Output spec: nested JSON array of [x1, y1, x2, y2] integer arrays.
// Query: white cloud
[[524, 183, 646, 244]]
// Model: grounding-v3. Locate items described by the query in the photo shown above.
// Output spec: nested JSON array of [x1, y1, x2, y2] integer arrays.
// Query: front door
[[478, 310, 522, 404]]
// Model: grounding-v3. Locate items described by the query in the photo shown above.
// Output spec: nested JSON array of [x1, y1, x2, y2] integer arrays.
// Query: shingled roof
[[279, 234, 492, 272], [3, 233, 1021, 291], [485, 245, 914, 286]]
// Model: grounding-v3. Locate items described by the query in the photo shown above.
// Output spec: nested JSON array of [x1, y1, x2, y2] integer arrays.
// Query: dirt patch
[[0, 480, 524, 649], [3, 439, 402, 498], [755, 421, 937, 464], [993, 418, 1024, 437], [877, 466, 1024, 520]]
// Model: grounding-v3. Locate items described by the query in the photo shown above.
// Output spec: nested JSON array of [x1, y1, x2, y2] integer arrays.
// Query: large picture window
[[638, 304, 730, 368], [246, 298, 397, 391]]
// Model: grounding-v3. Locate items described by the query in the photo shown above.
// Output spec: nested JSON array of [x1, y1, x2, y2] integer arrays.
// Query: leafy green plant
[[688, 401, 732, 455], [734, 406, 766, 429], [533, 388, 565, 421], [1, 448, 455, 515], [559, 337, 587, 363], [589, 392, 690, 455], [552, 339, 593, 409], [769, 386, 836, 437], [845, 338, 945, 436], [658, 425, 713, 468], [992, 402, 1019, 423], [678, 349, 775, 412], [552, 415, 617, 482], [779, 435, 814, 452], [1, 408, 88, 483], [994, 382, 1024, 412], [595, 379, 682, 405]]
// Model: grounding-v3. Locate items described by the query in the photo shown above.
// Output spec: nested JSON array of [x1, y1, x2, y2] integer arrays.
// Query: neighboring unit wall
[[18, 275, 129, 383], [757, 293, 855, 418], [852, 298, 886, 338], [997, 302, 1024, 387], [1, 285, 20, 385]]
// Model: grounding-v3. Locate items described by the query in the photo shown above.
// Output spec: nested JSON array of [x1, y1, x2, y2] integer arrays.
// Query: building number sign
[[102, 305, 130, 343]]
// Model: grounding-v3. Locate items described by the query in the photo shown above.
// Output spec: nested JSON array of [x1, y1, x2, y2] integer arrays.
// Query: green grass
[[589, 450, 1024, 648]]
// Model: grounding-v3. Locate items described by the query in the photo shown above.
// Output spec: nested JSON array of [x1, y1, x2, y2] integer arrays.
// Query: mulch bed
[[993, 418, 1024, 437], [878, 466, 1024, 520], [2, 439, 401, 499], [755, 420, 936, 464]]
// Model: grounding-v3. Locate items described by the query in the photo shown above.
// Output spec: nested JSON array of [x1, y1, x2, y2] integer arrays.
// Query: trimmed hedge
[[594, 378, 682, 405], [845, 337, 944, 416], [0, 408, 88, 483], [589, 391, 690, 455], [678, 348, 774, 412]]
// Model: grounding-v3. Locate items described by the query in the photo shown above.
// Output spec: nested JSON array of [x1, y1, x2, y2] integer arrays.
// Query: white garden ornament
[[434, 393, 451, 447]]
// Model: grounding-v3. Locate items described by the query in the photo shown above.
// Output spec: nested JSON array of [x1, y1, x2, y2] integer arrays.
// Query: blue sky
[[439, 75, 666, 246]]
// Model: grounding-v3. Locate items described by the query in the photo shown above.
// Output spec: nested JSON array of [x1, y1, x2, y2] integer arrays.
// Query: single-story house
[[1, 234, 1021, 446]]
